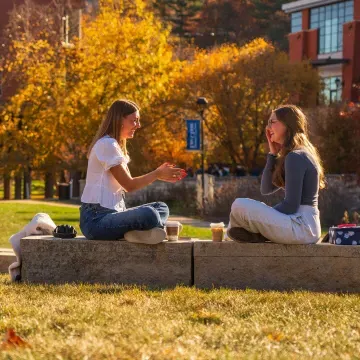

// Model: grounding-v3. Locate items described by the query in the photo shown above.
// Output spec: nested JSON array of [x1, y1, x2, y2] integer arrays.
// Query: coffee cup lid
[[210, 222, 225, 228], [165, 221, 181, 226]]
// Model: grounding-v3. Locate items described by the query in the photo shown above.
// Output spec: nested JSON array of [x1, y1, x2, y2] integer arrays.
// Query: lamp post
[[196, 96, 208, 212]]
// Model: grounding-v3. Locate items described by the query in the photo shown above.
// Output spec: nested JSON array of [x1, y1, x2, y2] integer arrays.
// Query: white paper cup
[[210, 222, 225, 242], [165, 221, 183, 241]]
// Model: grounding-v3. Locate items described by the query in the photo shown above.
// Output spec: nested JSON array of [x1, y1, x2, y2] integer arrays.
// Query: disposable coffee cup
[[165, 221, 183, 241], [210, 222, 225, 242]]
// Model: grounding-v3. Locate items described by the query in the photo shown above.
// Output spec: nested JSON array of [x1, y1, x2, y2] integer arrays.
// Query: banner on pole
[[186, 119, 201, 151]]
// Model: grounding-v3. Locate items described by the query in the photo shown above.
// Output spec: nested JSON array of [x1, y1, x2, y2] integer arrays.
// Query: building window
[[291, 12, 302, 33], [311, 0, 353, 54], [323, 76, 342, 104]]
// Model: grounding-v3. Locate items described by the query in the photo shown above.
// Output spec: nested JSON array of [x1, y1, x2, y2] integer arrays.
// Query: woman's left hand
[[156, 163, 187, 183]]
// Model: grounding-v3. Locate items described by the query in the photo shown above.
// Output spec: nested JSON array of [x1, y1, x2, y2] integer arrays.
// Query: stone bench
[[194, 241, 360, 292], [0, 248, 16, 273], [21, 236, 193, 287], [19, 236, 360, 292]]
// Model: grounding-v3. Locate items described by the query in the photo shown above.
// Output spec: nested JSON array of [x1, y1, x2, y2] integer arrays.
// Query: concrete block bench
[[20, 237, 360, 292], [194, 241, 360, 292], [0, 248, 16, 273], [21, 236, 193, 287]]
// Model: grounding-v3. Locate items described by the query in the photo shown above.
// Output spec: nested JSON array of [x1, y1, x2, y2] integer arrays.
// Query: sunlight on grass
[[1, 275, 360, 359], [0, 203, 212, 248]]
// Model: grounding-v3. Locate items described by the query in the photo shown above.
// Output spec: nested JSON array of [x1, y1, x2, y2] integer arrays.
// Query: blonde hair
[[87, 99, 140, 158], [271, 105, 326, 189]]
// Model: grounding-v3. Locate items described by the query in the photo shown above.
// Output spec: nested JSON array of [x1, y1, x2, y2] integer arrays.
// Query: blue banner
[[186, 119, 201, 151]]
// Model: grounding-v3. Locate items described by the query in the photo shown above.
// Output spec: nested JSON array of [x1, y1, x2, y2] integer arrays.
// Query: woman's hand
[[156, 163, 187, 183], [266, 127, 282, 155]]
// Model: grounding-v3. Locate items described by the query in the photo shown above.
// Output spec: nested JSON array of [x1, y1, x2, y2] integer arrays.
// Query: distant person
[[80, 100, 186, 244], [186, 167, 194, 178], [212, 164, 221, 177], [227, 105, 325, 245], [206, 164, 214, 175], [196, 166, 204, 175]]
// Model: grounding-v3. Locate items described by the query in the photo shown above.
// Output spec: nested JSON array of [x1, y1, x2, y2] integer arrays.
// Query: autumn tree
[[310, 106, 360, 174], [150, 0, 204, 38], [170, 39, 320, 171], [1, 0, 191, 197], [251, 0, 290, 50], [0, 0, 81, 198], [195, 0, 289, 50]]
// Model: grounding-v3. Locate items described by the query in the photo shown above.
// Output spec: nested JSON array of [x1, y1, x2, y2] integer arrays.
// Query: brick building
[[282, 0, 360, 104]]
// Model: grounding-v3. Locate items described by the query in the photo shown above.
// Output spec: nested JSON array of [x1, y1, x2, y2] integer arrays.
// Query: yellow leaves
[[267, 332, 284, 342], [0, 329, 31, 350]]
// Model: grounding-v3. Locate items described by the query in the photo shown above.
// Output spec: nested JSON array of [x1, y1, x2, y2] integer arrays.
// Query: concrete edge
[[0, 249, 16, 274]]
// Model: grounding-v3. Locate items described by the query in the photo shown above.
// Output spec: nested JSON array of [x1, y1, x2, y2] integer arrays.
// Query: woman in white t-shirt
[[80, 99, 186, 244]]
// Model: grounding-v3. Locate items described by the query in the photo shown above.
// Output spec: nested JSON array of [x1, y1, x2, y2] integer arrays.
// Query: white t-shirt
[[81, 135, 130, 211]]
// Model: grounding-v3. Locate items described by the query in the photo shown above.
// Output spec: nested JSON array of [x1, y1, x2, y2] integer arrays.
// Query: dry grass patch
[[1, 275, 360, 359]]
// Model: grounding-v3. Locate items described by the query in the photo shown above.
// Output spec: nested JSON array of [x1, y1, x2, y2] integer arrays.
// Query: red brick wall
[[305, 28, 318, 60], [302, 9, 310, 30], [288, 28, 318, 63], [343, 21, 360, 102], [288, 31, 306, 62], [351, 21, 360, 102], [355, 0, 360, 21]]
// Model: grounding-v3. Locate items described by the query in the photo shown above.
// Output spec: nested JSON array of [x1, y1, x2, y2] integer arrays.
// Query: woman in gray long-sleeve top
[[227, 105, 325, 244]]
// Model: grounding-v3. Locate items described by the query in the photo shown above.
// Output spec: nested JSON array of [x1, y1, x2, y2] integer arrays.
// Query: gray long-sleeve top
[[260, 150, 319, 215]]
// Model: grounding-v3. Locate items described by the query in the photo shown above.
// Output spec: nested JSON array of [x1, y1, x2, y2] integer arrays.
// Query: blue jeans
[[79, 202, 169, 240]]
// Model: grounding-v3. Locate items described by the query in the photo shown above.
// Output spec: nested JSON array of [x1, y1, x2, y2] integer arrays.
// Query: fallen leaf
[[267, 332, 284, 342], [0, 329, 31, 350]]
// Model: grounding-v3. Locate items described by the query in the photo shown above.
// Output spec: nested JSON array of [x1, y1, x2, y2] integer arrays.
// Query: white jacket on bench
[[9, 213, 56, 282]]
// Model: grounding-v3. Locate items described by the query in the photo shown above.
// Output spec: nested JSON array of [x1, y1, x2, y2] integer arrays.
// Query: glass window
[[310, 0, 353, 54], [291, 12, 302, 33], [322, 76, 342, 104]]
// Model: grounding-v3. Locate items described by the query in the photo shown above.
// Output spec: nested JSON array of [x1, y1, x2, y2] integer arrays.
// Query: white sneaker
[[124, 228, 166, 245]]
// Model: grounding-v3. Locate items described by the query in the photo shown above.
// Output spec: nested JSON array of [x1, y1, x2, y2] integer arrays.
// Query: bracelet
[[268, 152, 278, 157]]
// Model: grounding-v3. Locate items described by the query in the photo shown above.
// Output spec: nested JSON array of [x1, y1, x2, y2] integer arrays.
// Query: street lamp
[[196, 96, 208, 212]]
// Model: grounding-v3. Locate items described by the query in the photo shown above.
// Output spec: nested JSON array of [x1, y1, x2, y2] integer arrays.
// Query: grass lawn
[[1, 275, 360, 359], [0, 203, 212, 248]]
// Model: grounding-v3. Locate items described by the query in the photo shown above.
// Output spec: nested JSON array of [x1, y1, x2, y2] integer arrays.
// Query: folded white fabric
[[8, 213, 56, 282]]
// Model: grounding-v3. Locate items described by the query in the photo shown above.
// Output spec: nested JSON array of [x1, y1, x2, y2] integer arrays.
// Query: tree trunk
[[44, 171, 55, 199], [60, 170, 66, 183], [3, 173, 11, 200], [14, 173, 22, 199], [23, 167, 31, 199]]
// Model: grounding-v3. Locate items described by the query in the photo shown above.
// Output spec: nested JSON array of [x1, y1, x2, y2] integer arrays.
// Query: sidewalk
[[0, 199, 80, 208]]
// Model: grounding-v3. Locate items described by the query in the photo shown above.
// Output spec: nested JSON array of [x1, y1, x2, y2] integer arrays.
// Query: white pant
[[228, 198, 321, 244]]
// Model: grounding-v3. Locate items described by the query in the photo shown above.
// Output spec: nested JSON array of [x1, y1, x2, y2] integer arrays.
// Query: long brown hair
[[271, 105, 326, 189], [87, 99, 140, 158]]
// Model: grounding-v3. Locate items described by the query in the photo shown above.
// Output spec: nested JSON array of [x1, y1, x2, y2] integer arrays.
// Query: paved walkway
[[0, 199, 80, 208]]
